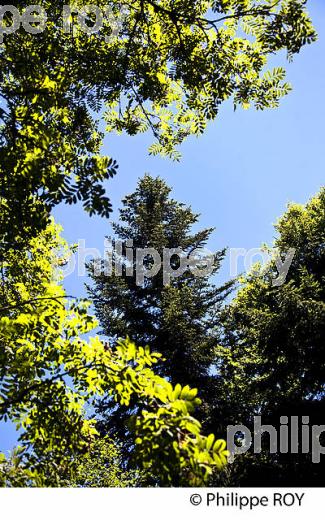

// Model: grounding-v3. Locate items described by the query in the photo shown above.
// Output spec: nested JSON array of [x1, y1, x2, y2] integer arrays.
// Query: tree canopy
[[217, 187, 325, 485], [0, 0, 321, 489], [1, 1, 316, 244]]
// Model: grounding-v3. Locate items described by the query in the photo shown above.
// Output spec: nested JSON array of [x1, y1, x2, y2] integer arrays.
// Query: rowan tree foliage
[[0, 1, 316, 244], [217, 187, 325, 485], [0, 448, 36, 487], [0, 438, 143, 488], [87, 175, 233, 457], [64, 438, 143, 488]]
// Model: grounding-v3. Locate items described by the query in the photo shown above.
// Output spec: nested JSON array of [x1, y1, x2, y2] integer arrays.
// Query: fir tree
[[87, 175, 233, 449], [218, 187, 325, 486]]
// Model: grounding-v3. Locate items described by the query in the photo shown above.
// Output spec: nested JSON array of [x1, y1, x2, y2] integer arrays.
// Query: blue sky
[[1, 0, 325, 453]]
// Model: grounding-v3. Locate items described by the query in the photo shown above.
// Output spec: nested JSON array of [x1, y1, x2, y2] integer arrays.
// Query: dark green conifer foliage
[[218, 187, 325, 486], [88, 175, 233, 449]]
